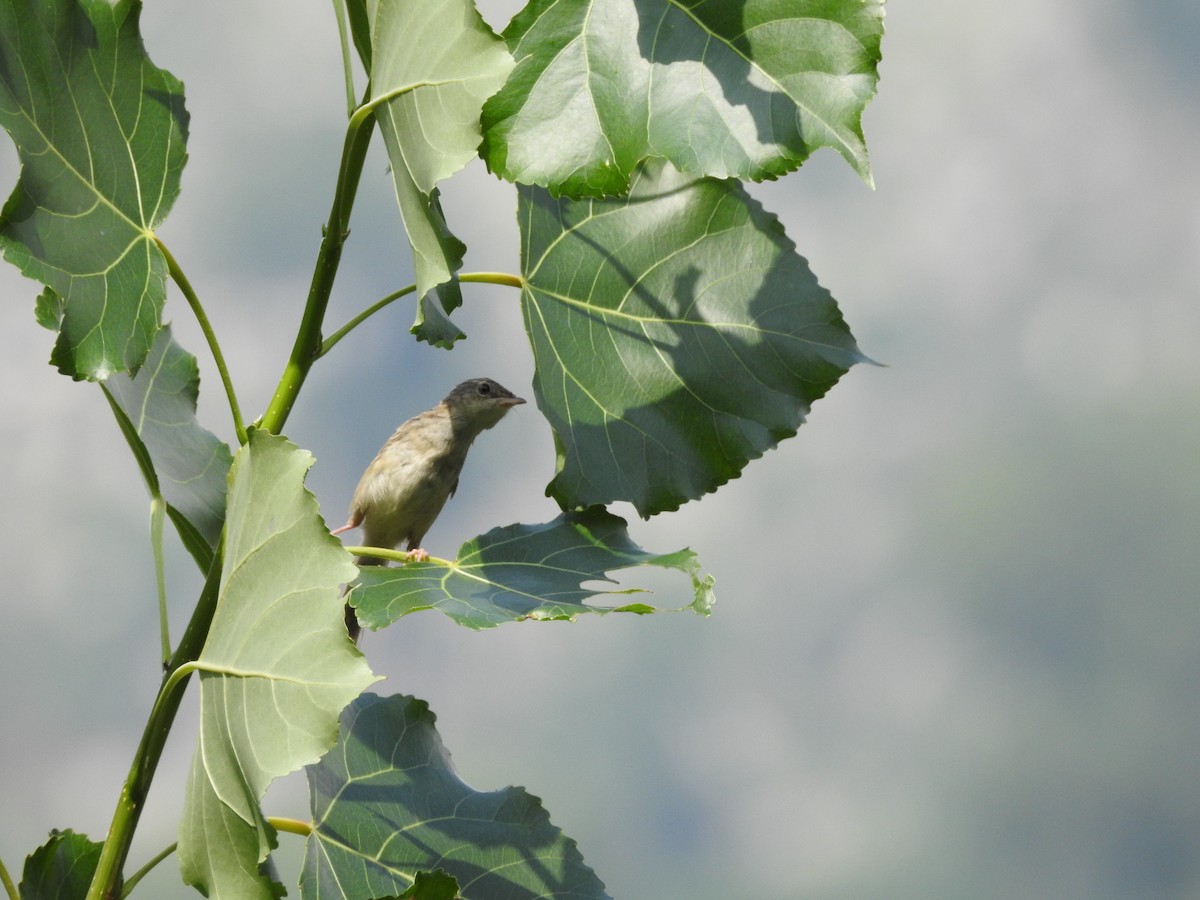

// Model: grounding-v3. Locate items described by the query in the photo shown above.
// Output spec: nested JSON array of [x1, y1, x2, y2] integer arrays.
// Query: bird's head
[[443, 378, 526, 433]]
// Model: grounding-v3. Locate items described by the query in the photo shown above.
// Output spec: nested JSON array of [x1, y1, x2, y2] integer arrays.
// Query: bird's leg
[[330, 522, 355, 536]]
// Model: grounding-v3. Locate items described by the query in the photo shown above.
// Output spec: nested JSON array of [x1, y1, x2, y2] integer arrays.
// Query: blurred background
[[2, 1, 1198, 897]]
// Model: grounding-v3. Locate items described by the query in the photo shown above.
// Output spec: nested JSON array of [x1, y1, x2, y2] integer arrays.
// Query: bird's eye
[[478, 382, 491, 395]]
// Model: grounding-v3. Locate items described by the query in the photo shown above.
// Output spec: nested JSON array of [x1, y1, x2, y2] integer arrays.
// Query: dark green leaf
[[366, 0, 513, 300], [344, 0, 373, 71], [413, 275, 466, 348], [303, 693, 610, 900], [410, 191, 466, 348], [19, 829, 102, 900], [178, 431, 379, 900], [0, 0, 188, 380], [482, 0, 884, 196], [101, 325, 231, 565], [33, 286, 63, 331], [399, 870, 461, 900], [349, 507, 714, 631], [519, 159, 865, 516]]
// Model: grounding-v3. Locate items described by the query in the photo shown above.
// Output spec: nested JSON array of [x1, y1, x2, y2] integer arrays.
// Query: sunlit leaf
[[303, 693, 610, 900], [178, 431, 380, 900], [365, 0, 513, 317], [348, 507, 714, 632], [482, 0, 884, 197], [101, 325, 231, 568], [0, 0, 188, 379], [19, 829, 102, 900], [519, 159, 865, 516]]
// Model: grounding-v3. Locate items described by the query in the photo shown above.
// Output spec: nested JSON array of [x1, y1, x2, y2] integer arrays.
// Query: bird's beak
[[501, 396, 526, 407]]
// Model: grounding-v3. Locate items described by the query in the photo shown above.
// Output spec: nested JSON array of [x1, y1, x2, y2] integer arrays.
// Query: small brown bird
[[332, 377, 525, 639]]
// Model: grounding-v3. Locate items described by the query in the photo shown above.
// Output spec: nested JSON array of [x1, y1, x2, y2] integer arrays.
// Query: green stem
[[319, 284, 417, 358], [344, 545, 450, 566], [150, 496, 171, 664], [86, 541, 226, 900], [269, 817, 313, 837], [87, 61, 385, 900], [459, 271, 524, 289], [258, 100, 376, 435], [330, 0, 358, 117], [118, 842, 176, 899], [0, 855, 16, 900], [89, 88, 379, 900], [156, 238, 247, 445], [318, 272, 523, 359]]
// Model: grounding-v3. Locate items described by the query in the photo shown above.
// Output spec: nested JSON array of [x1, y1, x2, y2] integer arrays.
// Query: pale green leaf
[[178, 430, 380, 900], [366, 0, 514, 306], [0, 0, 188, 379], [102, 324, 231, 567], [519, 159, 865, 516], [303, 693, 610, 900], [482, 0, 884, 196], [412, 273, 466, 349], [408, 191, 466, 348], [348, 507, 714, 632]]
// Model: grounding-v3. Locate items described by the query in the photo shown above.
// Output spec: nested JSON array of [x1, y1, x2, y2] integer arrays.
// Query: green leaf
[[366, 0, 514, 301], [178, 430, 380, 900], [348, 507, 714, 632], [101, 324, 232, 568], [518, 159, 865, 516], [410, 191, 467, 348], [412, 273, 466, 348], [482, 0, 884, 196], [18, 830, 102, 900], [303, 693, 610, 900], [33, 286, 63, 331], [0, 0, 188, 380], [398, 870, 461, 900], [344, 0, 373, 72]]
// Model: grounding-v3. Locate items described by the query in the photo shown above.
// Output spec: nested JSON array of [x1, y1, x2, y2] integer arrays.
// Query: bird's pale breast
[[353, 409, 468, 553]]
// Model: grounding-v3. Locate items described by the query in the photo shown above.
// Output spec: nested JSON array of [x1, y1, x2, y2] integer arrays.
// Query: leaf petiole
[[318, 272, 523, 358], [343, 546, 450, 566], [120, 815, 311, 898], [118, 842, 176, 899], [150, 496, 171, 664], [155, 239, 247, 444], [330, 0, 358, 118], [319, 284, 418, 358], [0, 854, 16, 900], [459, 271, 523, 289], [269, 817, 312, 837]]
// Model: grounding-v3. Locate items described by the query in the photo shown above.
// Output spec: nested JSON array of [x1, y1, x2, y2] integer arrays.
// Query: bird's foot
[[406, 548, 430, 562]]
